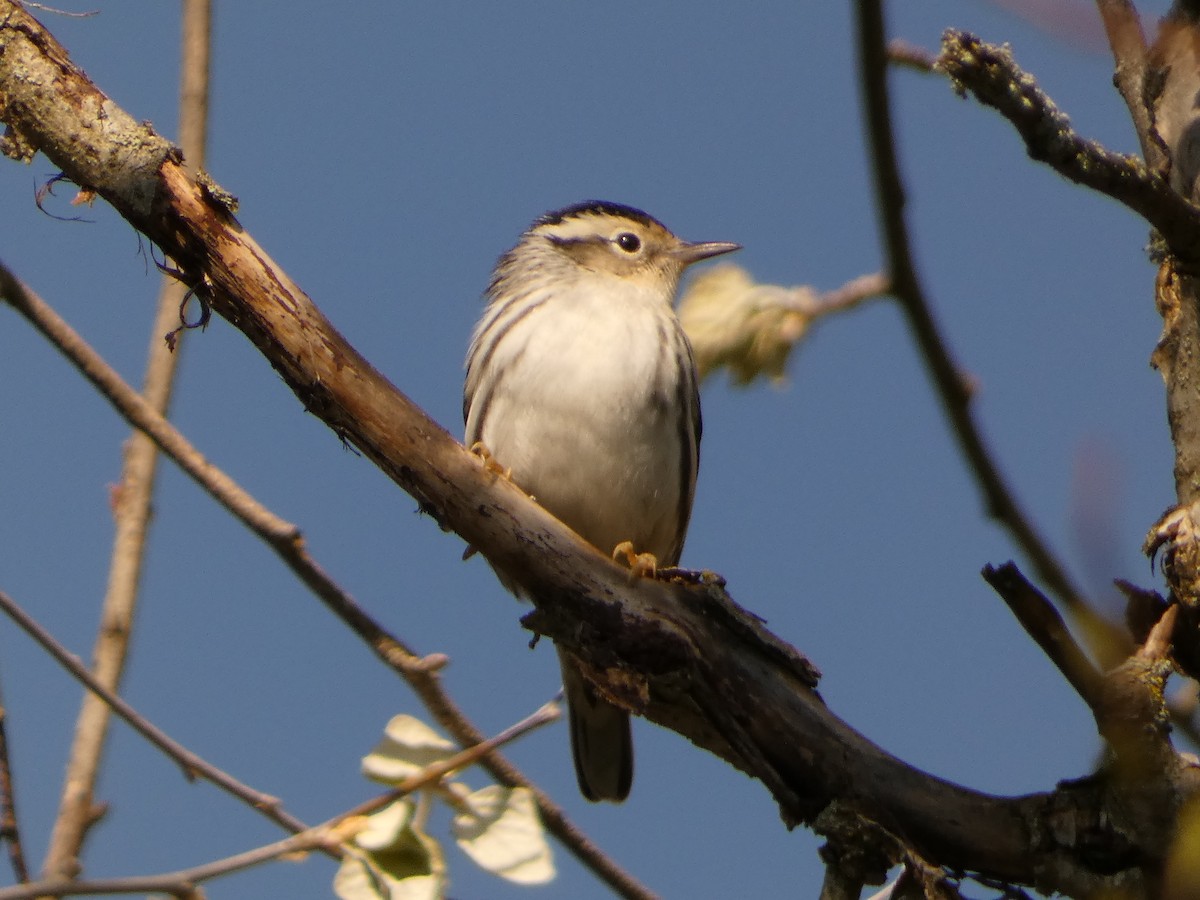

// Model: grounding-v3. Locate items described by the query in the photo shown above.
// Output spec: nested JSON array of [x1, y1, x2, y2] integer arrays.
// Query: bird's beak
[[672, 240, 742, 265]]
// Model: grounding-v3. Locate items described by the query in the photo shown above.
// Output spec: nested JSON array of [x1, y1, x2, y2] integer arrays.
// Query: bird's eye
[[615, 232, 642, 253]]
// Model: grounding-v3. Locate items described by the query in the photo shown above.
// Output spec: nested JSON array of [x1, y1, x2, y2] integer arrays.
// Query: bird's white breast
[[466, 277, 692, 563]]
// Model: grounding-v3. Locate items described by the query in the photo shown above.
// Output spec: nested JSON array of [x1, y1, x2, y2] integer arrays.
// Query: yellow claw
[[612, 541, 659, 579], [469, 441, 512, 479]]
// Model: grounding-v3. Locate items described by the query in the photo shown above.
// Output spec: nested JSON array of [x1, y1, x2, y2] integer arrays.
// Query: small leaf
[[362, 715, 457, 784], [333, 850, 391, 900], [452, 785, 555, 885], [334, 800, 448, 900], [334, 847, 444, 900], [355, 799, 415, 852]]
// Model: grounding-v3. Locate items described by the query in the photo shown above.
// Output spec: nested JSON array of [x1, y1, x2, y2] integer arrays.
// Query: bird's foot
[[464, 442, 513, 562], [469, 441, 512, 479], [612, 541, 660, 579]]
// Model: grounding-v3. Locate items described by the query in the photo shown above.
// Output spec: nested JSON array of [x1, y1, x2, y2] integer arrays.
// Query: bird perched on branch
[[464, 201, 739, 801]]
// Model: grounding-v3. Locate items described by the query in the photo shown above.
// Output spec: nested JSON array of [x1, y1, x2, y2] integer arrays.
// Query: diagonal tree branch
[[936, 23, 1200, 699], [0, 262, 655, 900], [937, 29, 1200, 264], [1095, 0, 1159, 166], [0, 587, 310, 840], [42, 0, 212, 883], [981, 562, 1106, 712], [855, 3, 1129, 667], [0, 682, 27, 884], [0, 700, 560, 900]]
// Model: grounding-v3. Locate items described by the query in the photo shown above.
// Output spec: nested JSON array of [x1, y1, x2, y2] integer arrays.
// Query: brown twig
[[1094, 0, 1159, 166], [680, 267, 889, 384], [0, 588, 308, 838], [0, 701, 561, 900], [936, 30, 1200, 265], [855, 3, 1127, 664], [0, 825, 347, 900], [981, 563, 1106, 714], [935, 26, 1200, 683], [0, 264, 655, 900], [1140, 602, 1178, 662], [984, 565, 1184, 877], [1099, 605, 1180, 818], [343, 699, 562, 822], [818, 271, 890, 313], [886, 38, 936, 73], [0, 688, 28, 883], [41, 0, 212, 882]]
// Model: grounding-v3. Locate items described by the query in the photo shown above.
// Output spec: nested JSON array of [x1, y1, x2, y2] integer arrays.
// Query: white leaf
[[355, 799, 414, 852], [362, 715, 457, 784], [333, 848, 444, 900], [333, 803, 448, 900], [452, 785, 555, 884]]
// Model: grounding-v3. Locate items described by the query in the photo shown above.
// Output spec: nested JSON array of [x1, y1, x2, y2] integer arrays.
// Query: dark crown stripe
[[534, 200, 663, 232]]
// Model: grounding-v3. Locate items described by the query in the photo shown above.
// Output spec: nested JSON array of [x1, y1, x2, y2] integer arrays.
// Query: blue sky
[[0, 1, 1183, 897]]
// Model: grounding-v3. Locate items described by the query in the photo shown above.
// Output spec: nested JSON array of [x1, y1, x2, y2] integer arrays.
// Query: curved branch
[[855, 6, 1128, 667], [936, 29, 1200, 264], [982, 563, 1105, 711], [0, 264, 653, 900], [0, 684, 27, 884], [0, 588, 309, 839], [1095, 0, 1159, 166], [41, 0, 212, 882], [0, 697, 555, 900], [934, 24, 1200, 712]]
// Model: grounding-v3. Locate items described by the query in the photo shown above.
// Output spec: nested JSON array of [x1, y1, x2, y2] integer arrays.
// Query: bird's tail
[[558, 650, 633, 803]]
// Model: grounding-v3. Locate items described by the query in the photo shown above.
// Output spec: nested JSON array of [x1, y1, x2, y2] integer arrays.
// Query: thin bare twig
[[344, 699, 563, 822], [937, 30, 1200, 668], [937, 30, 1200, 264], [680, 267, 889, 384], [0, 588, 308, 838], [981, 563, 1106, 713], [0, 687, 28, 883], [0, 265, 655, 900], [3, 701, 558, 899], [41, 0, 212, 882], [1138, 602, 1178, 662], [886, 38, 936, 73], [0, 701, 562, 900], [0, 824, 346, 900], [1094, 0, 1159, 166], [855, 2, 1129, 666], [818, 271, 890, 312], [18, 3, 98, 16]]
